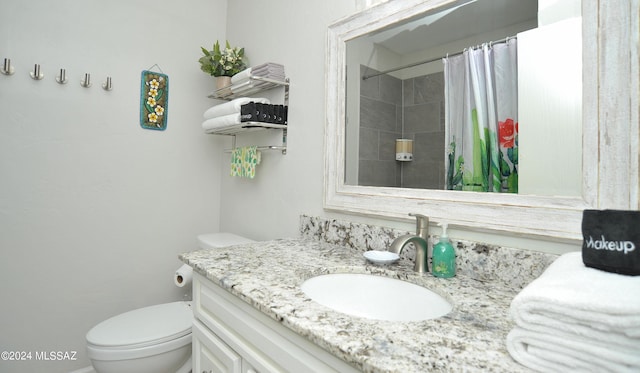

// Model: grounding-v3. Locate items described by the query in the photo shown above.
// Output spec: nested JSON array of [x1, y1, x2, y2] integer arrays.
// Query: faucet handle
[[408, 213, 429, 239]]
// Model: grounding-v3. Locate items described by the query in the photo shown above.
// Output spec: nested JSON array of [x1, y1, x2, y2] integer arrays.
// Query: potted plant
[[199, 40, 247, 90]]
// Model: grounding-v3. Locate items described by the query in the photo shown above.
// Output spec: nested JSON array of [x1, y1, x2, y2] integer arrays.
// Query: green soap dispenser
[[432, 222, 456, 278]]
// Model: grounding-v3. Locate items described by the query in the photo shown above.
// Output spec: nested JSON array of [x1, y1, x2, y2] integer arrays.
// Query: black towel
[[240, 102, 257, 122], [582, 209, 640, 276]]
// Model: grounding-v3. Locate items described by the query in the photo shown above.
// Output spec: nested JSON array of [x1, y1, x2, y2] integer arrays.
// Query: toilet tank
[[197, 233, 255, 249]]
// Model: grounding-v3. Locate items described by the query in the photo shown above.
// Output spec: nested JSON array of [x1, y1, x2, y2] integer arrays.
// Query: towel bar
[[224, 145, 286, 154]]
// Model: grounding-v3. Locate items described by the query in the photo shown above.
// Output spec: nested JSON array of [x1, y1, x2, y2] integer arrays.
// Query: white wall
[[0, 1, 227, 372], [538, 0, 581, 25], [221, 0, 358, 240]]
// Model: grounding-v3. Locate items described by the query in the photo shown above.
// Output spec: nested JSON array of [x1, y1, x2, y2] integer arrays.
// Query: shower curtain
[[444, 39, 518, 193]]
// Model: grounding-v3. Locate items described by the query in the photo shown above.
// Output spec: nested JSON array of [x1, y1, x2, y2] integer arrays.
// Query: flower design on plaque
[[140, 70, 169, 131]]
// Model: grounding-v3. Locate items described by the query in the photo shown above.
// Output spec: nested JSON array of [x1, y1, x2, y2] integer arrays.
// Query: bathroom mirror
[[344, 0, 583, 196], [324, 0, 638, 241]]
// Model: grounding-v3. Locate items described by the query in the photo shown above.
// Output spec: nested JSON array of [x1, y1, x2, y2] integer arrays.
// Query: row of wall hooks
[[1, 58, 112, 91]]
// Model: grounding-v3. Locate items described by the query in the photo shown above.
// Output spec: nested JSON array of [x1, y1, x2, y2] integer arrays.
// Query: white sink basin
[[300, 273, 452, 321]]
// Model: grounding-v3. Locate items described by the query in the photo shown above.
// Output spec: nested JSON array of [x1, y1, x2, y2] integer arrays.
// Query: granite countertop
[[180, 238, 532, 373]]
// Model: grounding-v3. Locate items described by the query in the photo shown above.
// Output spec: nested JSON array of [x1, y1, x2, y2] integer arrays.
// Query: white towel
[[507, 327, 640, 373], [507, 252, 640, 372], [511, 252, 640, 337], [231, 63, 285, 84], [228, 77, 283, 95], [203, 97, 270, 120], [251, 62, 284, 74], [202, 113, 241, 132], [231, 67, 252, 84]]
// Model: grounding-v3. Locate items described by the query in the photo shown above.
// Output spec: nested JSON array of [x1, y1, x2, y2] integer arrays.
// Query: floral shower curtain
[[444, 39, 518, 193]]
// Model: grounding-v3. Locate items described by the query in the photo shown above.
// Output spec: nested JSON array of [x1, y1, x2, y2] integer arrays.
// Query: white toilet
[[86, 233, 254, 373]]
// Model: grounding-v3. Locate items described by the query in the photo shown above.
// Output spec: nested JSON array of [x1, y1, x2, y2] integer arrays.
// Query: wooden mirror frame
[[324, 0, 638, 242]]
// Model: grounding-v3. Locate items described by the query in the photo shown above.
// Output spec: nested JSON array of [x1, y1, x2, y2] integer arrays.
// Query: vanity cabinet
[[191, 272, 359, 373], [193, 321, 260, 373]]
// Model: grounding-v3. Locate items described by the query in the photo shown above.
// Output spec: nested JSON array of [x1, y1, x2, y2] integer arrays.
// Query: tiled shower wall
[[359, 67, 403, 187], [358, 65, 445, 189]]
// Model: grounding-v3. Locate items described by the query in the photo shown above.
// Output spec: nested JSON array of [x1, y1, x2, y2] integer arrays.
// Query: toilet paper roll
[[174, 264, 193, 287]]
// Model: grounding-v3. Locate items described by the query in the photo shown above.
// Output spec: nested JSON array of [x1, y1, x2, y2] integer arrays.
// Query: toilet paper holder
[[174, 264, 193, 287]]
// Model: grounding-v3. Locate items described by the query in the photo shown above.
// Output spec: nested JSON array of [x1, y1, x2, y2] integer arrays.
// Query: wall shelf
[[208, 76, 289, 100], [204, 122, 287, 136], [206, 75, 289, 154]]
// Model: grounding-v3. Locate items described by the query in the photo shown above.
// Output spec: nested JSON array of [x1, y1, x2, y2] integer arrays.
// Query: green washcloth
[[230, 146, 260, 178]]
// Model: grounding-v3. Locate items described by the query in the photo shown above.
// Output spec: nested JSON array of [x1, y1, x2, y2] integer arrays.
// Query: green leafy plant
[[199, 40, 247, 77]]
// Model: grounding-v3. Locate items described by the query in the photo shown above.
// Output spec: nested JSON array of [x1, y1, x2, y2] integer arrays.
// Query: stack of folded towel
[[507, 252, 640, 372], [202, 97, 270, 133], [230, 63, 285, 94]]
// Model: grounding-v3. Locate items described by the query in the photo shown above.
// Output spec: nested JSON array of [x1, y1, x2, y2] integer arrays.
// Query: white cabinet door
[[193, 320, 242, 373]]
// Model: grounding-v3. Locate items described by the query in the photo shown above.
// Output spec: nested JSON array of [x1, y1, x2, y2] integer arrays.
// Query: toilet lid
[[198, 232, 255, 249], [86, 301, 192, 348]]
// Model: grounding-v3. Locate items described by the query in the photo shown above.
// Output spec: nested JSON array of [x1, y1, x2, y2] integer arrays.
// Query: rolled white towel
[[202, 113, 241, 132], [204, 97, 270, 120], [232, 64, 285, 84], [228, 80, 254, 94], [231, 68, 252, 84]]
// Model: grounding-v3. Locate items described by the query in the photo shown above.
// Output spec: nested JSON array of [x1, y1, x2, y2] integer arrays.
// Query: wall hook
[[30, 64, 44, 80], [55, 68, 67, 84], [80, 73, 91, 88], [1, 58, 15, 75], [102, 76, 112, 91]]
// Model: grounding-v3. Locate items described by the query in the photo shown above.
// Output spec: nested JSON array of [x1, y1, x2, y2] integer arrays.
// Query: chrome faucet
[[388, 213, 430, 273]]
